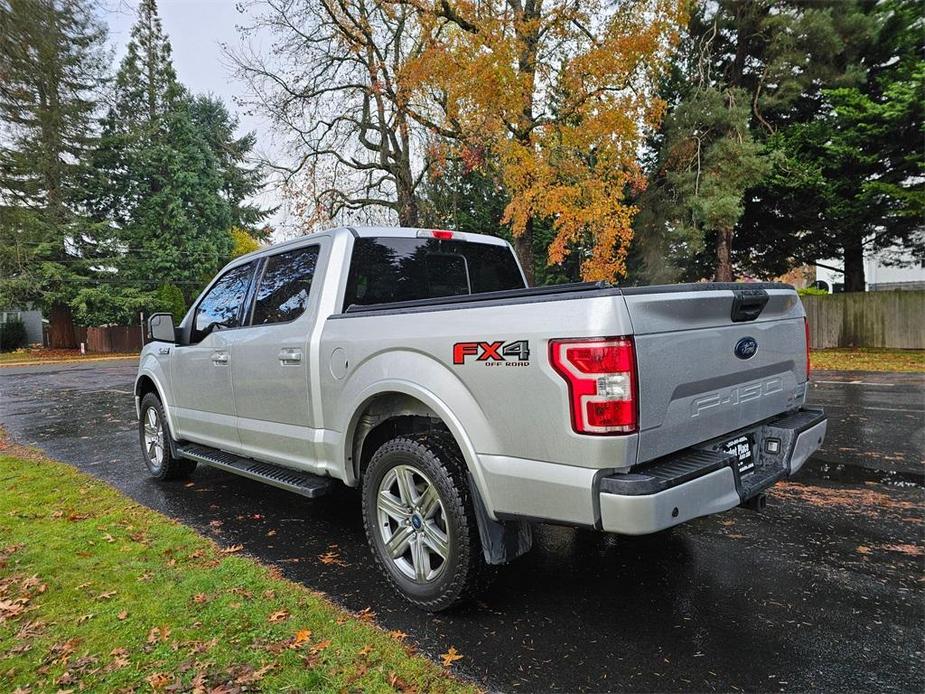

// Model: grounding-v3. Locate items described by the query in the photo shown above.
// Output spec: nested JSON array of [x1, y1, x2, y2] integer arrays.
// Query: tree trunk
[[843, 237, 866, 292], [48, 302, 77, 349], [714, 228, 734, 282], [396, 183, 419, 227], [513, 219, 535, 286]]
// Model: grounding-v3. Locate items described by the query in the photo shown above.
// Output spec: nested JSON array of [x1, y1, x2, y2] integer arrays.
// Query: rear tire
[[139, 392, 196, 480], [361, 432, 491, 611]]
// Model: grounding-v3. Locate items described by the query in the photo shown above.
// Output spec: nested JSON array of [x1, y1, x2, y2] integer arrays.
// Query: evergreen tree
[[0, 0, 107, 346], [111, 0, 181, 128], [85, 0, 234, 313], [738, 0, 923, 290], [632, 0, 894, 284], [188, 94, 272, 236]]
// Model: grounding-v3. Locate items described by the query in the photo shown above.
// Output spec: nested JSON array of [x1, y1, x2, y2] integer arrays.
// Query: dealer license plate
[[723, 435, 755, 475]]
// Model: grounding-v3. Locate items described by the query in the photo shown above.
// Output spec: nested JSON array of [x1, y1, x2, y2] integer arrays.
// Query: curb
[[0, 355, 139, 368]]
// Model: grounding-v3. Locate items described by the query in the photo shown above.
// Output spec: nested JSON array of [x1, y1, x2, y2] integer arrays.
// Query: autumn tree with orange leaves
[[395, 0, 685, 283]]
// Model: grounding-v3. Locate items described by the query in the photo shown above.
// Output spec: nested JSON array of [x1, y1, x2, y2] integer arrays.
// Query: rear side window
[[343, 237, 524, 309], [252, 245, 320, 324], [193, 262, 254, 342]]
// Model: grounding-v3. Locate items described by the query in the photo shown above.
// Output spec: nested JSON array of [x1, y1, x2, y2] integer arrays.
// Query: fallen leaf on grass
[[187, 637, 217, 655], [146, 672, 172, 690], [358, 644, 374, 657], [220, 544, 243, 554], [293, 629, 312, 646], [76, 614, 94, 624], [356, 607, 375, 622], [193, 593, 209, 604], [95, 590, 117, 601], [268, 609, 289, 623], [21, 575, 44, 591], [107, 647, 130, 670], [440, 646, 463, 667], [388, 671, 413, 692], [310, 639, 332, 654], [147, 625, 171, 643], [117, 610, 128, 620], [234, 663, 274, 685], [0, 598, 27, 621]]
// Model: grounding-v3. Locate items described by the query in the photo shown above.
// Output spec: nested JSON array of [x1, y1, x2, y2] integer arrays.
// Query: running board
[[176, 443, 333, 498]]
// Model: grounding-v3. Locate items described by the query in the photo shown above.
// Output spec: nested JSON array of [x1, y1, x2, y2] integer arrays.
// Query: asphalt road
[[1, 360, 922, 692]]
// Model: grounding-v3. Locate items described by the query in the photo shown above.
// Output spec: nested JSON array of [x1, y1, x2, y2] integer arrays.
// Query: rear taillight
[[804, 317, 811, 380], [549, 337, 638, 435]]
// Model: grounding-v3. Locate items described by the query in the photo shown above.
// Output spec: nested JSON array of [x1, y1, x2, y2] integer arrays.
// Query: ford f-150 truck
[[136, 226, 826, 610]]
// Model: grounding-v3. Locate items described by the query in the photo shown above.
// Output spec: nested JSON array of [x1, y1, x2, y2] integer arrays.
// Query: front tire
[[361, 433, 490, 611], [138, 392, 196, 480]]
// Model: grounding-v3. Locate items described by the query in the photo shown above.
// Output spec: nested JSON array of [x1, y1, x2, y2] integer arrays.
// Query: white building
[[813, 234, 925, 292]]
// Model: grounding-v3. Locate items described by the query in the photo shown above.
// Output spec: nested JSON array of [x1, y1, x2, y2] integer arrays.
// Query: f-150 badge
[[453, 340, 530, 366]]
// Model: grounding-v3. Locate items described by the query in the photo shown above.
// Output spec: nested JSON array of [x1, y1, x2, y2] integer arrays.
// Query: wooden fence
[[802, 291, 925, 349], [74, 325, 145, 353]]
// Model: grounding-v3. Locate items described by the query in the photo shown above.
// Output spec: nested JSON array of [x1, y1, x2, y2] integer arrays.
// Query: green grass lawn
[[811, 347, 924, 373], [0, 436, 475, 693]]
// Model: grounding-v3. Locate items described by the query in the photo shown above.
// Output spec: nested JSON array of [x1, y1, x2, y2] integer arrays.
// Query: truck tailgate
[[623, 285, 808, 464]]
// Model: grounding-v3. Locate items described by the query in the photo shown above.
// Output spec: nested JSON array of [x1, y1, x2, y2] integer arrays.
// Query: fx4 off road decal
[[453, 340, 530, 367]]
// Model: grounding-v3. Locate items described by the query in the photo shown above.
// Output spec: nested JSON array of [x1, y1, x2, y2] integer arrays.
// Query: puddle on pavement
[[801, 457, 924, 488]]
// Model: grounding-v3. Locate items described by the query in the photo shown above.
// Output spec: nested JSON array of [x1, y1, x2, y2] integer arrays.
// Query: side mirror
[[148, 313, 176, 343]]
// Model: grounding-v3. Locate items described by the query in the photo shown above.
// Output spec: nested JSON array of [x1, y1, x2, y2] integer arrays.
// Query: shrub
[[0, 319, 28, 351], [798, 286, 829, 296], [154, 284, 187, 320]]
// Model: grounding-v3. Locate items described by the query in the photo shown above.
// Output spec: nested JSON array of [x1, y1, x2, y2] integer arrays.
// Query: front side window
[[251, 245, 320, 325], [192, 263, 254, 342], [344, 237, 524, 309]]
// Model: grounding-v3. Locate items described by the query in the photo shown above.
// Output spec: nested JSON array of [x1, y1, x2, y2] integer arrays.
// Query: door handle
[[279, 348, 302, 364], [211, 351, 229, 365]]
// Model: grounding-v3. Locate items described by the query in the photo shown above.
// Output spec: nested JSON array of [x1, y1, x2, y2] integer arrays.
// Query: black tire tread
[[361, 431, 492, 611], [139, 393, 197, 480]]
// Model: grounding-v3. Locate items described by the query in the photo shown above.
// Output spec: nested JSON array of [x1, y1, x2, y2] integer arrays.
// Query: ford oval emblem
[[735, 337, 758, 360]]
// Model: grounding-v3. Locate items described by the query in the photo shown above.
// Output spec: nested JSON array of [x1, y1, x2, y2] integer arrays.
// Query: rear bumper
[[599, 408, 826, 535]]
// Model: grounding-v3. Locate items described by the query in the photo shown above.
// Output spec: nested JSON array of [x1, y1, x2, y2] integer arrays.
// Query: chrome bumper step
[[176, 443, 332, 498]]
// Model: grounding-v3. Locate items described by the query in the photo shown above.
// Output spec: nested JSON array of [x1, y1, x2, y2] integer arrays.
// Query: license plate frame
[[723, 434, 755, 476]]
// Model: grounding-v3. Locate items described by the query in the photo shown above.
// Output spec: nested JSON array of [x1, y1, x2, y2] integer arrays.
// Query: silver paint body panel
[[136, 226, 822, 529]]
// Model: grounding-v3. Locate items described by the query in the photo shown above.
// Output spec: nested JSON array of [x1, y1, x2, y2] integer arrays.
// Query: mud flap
[[467, 472, 533, 565]]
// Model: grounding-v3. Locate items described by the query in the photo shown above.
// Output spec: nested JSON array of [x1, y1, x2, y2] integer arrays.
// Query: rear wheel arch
[[350, 392, 456, 481], [346, 389, 493, 511]]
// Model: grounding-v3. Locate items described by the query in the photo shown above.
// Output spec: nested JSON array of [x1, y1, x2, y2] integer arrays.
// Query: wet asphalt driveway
[[0, 360, 922, 692]]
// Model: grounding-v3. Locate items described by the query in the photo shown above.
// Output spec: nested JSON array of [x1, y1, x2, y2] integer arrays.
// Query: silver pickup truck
[[136, 226, 826, 610]]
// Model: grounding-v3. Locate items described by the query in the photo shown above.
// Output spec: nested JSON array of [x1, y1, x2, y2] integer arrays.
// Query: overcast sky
[[100, 0, 288, 235]]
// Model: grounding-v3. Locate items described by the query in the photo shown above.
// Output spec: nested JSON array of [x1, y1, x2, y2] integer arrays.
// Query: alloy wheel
[[376, 464, 450, 583]]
